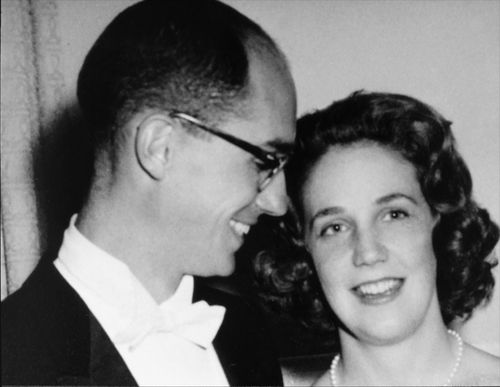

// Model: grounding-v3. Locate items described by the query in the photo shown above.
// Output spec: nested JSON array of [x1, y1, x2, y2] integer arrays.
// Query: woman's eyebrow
[[375, 193, 418, 205], [309, 206, 344, 230]]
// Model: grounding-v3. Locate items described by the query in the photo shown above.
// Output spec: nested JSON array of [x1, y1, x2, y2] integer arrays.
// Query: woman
[[255, 91, 500, 386]]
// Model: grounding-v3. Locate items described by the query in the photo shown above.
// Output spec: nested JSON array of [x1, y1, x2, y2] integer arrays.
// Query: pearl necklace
[[329, 329, 463, 386]]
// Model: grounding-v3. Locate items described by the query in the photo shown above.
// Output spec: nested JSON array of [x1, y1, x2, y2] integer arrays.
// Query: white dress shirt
[[54, 215, 229, 386]]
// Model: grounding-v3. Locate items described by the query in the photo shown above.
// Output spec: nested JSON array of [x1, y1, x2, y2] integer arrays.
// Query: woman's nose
[[353, 229, 388, 267]]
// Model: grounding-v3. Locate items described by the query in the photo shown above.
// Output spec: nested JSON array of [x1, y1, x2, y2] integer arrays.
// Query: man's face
[[166, 53, 296, 277]]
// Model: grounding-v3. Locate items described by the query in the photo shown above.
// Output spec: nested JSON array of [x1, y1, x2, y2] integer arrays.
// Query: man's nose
[[255, 171, 288, 216], [353, 228, 388, 267]]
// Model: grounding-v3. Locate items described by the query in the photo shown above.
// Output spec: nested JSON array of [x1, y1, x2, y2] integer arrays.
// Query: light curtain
[[1, 0, 77, 300]]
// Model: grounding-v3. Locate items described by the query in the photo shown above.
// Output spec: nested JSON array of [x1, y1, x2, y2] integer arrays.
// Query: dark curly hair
[[254, 91, 499, 332]]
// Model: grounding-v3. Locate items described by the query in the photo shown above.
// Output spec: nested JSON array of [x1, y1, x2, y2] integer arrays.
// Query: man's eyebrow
[[376, 193, 418, 205], [309, 206, 344, 230], [264, 139, 295, 154]]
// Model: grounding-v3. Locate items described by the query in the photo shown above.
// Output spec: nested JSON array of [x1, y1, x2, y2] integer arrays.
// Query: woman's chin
[[347, 320, 417, 346]]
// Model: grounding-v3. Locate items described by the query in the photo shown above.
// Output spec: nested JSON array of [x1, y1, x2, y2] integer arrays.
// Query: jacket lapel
[[212, 308, 247, 386], [193, 280, 248, 386], [36, 263, 137, 386], [193, 279, 284, 386], [89, 314, 137, 386]]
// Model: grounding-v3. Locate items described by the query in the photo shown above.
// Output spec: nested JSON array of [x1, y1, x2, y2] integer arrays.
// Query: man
[[1, 0, 296, 385]]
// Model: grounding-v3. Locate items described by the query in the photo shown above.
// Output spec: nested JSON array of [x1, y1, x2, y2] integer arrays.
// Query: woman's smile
[[352, 277, 405, 305]]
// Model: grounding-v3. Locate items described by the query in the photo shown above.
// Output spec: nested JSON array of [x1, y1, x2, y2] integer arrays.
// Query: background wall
[[224, 0, 500, 357], [2, 0, 499, 357]]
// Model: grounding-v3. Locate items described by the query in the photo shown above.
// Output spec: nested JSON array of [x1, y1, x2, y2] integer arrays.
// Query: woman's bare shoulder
[[455, 343, 500, 386]]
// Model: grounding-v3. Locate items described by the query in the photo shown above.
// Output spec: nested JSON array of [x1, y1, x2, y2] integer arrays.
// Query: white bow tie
[[113, 300, 226, 351]]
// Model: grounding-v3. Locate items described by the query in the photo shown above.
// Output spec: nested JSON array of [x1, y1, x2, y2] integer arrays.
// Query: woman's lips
[[352, 278, 405, 304]]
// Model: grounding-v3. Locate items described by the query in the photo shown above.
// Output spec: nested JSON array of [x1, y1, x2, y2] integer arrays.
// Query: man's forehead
[[208, 51, 296, 152], [244, 85, 296, 145]]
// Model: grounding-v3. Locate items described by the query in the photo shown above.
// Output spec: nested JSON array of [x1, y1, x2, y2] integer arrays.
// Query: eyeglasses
[[170, 111, 290, 192]]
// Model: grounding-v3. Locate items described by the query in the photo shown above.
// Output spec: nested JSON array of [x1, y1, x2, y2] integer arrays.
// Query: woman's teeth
[[355, 278, 402, 296], [229, 219, 251, 237]]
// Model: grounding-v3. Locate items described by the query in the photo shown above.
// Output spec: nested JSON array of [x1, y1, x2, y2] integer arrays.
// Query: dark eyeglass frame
[[170, 111, 290, 192]]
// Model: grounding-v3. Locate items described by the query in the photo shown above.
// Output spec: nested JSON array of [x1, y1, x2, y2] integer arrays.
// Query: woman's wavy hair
[[254, 91, 499, 331]]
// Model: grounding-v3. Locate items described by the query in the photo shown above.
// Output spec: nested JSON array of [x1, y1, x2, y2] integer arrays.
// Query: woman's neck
[[336, 319, 460, 385]]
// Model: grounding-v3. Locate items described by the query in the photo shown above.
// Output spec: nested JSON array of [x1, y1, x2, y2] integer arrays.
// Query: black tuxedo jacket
[[1, 262, 283, 386]]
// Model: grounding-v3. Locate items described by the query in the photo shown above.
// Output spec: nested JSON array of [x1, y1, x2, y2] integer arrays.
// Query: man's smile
[[229, 219, 251, 238]]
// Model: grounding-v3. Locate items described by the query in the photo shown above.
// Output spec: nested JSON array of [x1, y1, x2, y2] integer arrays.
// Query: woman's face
[[302, 142, 440, 345]]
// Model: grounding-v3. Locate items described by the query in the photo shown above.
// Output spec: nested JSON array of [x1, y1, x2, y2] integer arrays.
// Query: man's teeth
[[356, 279, 401, 296], [229, 220, 251, 237]]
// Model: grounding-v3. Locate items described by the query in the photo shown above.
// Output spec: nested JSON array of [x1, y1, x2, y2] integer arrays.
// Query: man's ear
[[135, 114, 175, 180]]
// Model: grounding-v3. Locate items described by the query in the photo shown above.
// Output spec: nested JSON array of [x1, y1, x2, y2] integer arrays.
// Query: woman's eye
[[319, 223, 346, 237], [382, 210, 409, 221]]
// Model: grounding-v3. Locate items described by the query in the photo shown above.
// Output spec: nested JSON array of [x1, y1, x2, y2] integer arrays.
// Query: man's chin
[[213, 260, 237, 278], [195, 255, 236, 278]]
